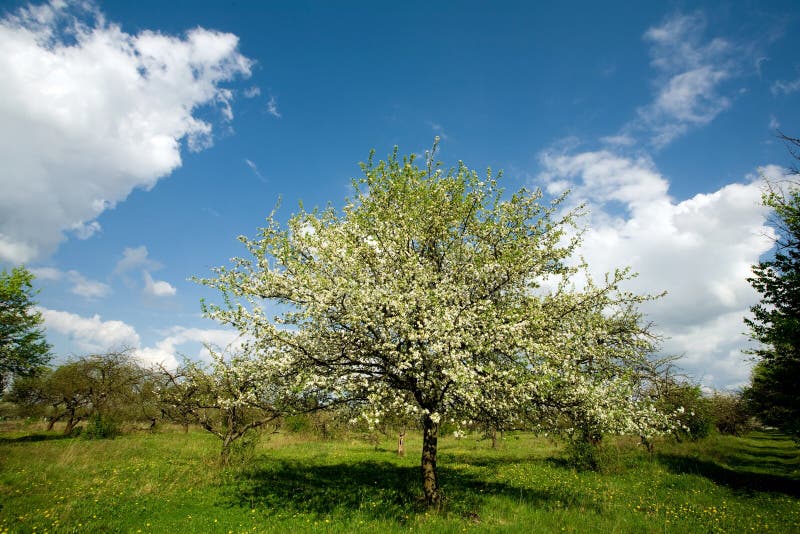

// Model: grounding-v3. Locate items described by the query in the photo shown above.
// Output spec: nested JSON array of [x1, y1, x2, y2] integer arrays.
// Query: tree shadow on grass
[[656, 454, 800, 497], [0, 433, 73, 444], [221, 459, 591, 522]]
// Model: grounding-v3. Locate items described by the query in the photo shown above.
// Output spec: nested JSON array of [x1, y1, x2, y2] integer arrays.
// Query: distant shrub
[[656, 382, 714, 441], [708, 392, 754, 436], [284, 414, 312, 433], [83, 414, 120, 440], [563, 436, 622, 473]]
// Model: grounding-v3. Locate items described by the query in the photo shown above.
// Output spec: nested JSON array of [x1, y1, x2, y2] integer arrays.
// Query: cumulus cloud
[[66, 270, 111, 299], [71, 220, 102, 240], [114, 246, 161, 276], [29, 266, 62, 281], [40, 306, 240, 369], [625, 12, 737, 148], [29, 266, 110, 298], [538, 149, 777, 389], [0, 0, 252, 263], [40, 307, 140, 352], [143, 270, 176, 297], [135, 326, 244, 369], [113, 245, 175, 296]]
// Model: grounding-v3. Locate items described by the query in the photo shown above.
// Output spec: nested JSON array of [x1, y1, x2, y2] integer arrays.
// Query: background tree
[[0, 266, 51, 391], [652, 381, 712, 442], [744, 132, 800, 438], [9, 350, 145, 436], [201, 144, 670, 506], [158, 349, 292, 464], [708, 391, 753, 436], [158, 360, 202, 433], [11, 362, 94, 434]]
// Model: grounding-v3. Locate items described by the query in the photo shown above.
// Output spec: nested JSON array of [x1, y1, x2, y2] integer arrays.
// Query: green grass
[[0, 424, 798, 533]]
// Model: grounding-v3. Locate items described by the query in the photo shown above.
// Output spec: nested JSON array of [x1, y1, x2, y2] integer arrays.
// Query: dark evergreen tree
[[745, 133, 800, 438]]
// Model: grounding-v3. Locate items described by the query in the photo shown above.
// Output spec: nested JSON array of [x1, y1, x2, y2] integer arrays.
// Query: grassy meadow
[[0, 423, 798, 533]]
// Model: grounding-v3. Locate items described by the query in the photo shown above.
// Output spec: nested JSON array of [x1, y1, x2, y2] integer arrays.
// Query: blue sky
[[1, 0, 798, 388]]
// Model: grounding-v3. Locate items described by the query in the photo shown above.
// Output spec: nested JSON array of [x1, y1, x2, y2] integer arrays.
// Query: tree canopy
[[201, 144, 670, 505], [0, 266, 51, 391], [10, 350, 150, 435], [745, 133, 800, 438], [158, 350, 295, 463]]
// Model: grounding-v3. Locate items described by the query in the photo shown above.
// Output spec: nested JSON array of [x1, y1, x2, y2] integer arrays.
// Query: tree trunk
[[220, 434, 234, 465], [46, 415, 59, 431], [421, 414, 441, 507], [64, 411, 78, 435], [397, 429, 406, 457], [490, 427, 498, 449]]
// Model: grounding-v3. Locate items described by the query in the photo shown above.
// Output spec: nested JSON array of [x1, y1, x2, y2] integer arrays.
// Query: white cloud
[[143, 270, 176, 297], [243, 86, 261, 98], [769, 115, 780, 130], [538, 149, 777, 389], [771, 77, 800, 96], [71, 220, 102, 240], [135, 326, 243, 369], [0, 1, 252, 263], [267, 95, 281, 118], [29, 266, 110, 298], [40, 307, 140, 352], [114, 245, 175, 296], [66, 270, 111, 299], [30, 266, 62, 280], [600, 134, 636, 147], [633, 12, 736, 148], [40, 306, 239, 369], [114, 246, 161, 275]]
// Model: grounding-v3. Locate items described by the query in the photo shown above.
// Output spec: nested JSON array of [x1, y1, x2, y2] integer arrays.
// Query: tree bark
[[220, 434, 234, 465], [397, 429, 406, 457], [46, 415, 59, 431], [421, 414, 441, 507], [64, 411, 78, 435]]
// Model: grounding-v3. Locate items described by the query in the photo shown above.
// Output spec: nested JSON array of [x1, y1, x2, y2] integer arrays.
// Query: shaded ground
[[223, 457, 598, 521], [657, 430, 800, 497]]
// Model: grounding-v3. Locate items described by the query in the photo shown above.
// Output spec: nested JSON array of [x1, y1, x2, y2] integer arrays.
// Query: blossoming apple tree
[[200, 143, 671, 505]]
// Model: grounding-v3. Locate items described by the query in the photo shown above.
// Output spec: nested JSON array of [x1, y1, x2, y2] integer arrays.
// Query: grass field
[[0, 423, 798, 533]]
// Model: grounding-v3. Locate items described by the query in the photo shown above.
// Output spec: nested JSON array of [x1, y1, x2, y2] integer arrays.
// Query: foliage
[[83, 413, 120, 439], [745, 132, 800, 438], [8, 350, 149, 434], [655, 381, 713, 441], [708, 391, 754, 436], [562, 436, 622, 472], [157, 350, 291, 464], [200, 143, 672, 504], [0, 266, 51, 391]]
